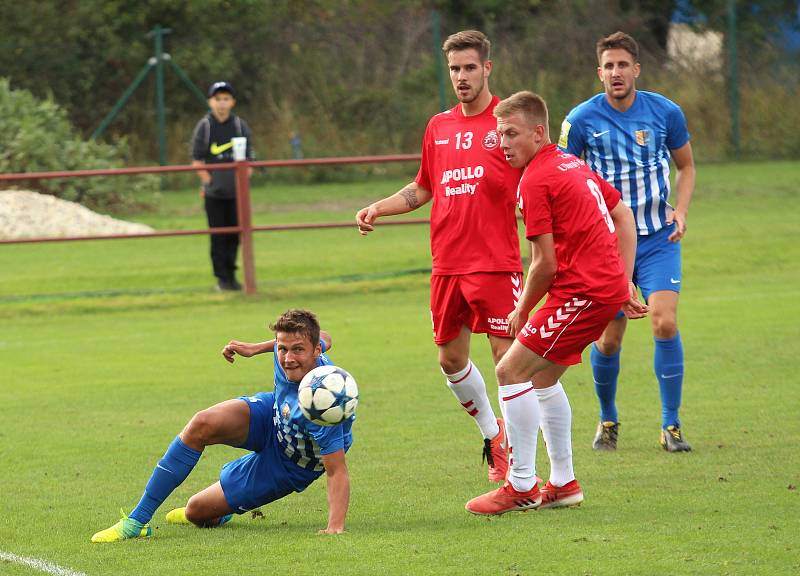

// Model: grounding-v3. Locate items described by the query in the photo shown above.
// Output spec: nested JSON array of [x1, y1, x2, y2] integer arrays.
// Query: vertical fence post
[[149, 25, 171, 167], [235, 161, 257, 294], [431, 10, 448, 112], [727, 0, 740, 158]]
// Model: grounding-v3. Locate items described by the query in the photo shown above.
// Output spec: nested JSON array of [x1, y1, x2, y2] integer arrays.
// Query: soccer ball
[[298, 365, 358, 426]]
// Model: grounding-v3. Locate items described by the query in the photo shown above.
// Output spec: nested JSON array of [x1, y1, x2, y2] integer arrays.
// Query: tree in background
[[0, 0, 797, 166]]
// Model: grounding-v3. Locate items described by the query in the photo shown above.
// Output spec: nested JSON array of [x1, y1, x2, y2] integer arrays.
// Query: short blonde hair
[[494, 91, 549, 130], [442, 30, 491, 62]]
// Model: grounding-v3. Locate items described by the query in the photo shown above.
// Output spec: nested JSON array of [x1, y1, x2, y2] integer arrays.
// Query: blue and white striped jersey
[[558, 91, 690, 235], [271, 343, 353, 474]]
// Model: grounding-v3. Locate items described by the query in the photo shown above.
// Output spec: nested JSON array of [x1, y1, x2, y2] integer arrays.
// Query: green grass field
[[1, 161, 799, 575]]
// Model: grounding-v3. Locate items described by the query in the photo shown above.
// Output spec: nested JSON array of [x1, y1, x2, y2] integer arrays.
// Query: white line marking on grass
[[0, 551, 87, 576]]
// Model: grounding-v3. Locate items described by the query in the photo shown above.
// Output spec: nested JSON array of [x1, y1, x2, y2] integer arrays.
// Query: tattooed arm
[[355, 181, 433, 235]]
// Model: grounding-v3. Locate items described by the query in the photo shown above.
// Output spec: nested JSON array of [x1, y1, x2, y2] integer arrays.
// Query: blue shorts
[[219, 392, 320, 514], [633, 222, 682, 302]]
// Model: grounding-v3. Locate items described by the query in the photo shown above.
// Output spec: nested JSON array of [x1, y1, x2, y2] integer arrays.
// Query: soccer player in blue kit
[[558, 32, 696, 452], [92, 309, 354, 542]]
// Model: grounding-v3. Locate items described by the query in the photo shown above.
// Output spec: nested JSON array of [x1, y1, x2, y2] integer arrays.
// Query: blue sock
[[654, 332, 684, 429], [590, 343, 620, 423], [129, 436, 202, 524]]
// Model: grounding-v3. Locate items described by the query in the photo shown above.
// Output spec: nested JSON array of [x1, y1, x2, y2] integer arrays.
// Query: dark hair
[[443, 30, 491, 62], [270, 309, 320, 346], [596, 31, 639, 63]]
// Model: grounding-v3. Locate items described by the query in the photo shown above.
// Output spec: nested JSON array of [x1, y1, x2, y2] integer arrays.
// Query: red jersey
[[519, 144, 629, 304], [416, 96, 522, 275]]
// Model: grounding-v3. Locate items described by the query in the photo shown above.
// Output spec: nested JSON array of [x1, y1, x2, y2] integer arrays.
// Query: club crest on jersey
[[482, 130, 499, 150], [635, 130, 650, 146], [281, 403, 291, 419]]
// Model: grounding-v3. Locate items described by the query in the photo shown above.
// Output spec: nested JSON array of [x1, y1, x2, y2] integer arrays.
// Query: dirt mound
[[0, 190, 154, 240]]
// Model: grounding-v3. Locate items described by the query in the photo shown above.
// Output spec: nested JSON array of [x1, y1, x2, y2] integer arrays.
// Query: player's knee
[[595, 337, 621, 355], [181, 410, 216, 448], [495, 360, 521, 386], [596, 325, 623, 354], [651, 314, 678, 339], [184, 496, 208, 527], [438, 353, 468, 376]]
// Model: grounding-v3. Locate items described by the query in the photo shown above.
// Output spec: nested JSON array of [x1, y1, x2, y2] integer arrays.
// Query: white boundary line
[[0, 551, 87, 576]]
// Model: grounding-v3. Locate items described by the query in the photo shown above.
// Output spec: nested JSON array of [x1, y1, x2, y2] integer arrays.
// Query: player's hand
[[199, 185, 206, 198], [355, 205, 379, 235], [506, 307, 527, 337], [622, 282, 649, 319], [667, 210, 687, 242], [222, 340, 257, 363], [318, 526, 345, 535]]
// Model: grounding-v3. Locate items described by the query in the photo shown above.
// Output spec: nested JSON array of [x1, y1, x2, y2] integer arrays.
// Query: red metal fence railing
[[0, 154, 423, 294]]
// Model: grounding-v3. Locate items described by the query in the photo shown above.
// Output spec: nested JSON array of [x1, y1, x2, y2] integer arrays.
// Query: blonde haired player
[[466, 91, 646, 514]]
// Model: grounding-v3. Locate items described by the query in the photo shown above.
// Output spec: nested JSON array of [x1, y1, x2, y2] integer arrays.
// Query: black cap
[[208, 81, 235, 98]]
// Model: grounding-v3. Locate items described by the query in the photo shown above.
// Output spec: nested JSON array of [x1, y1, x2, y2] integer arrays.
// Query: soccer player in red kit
[[465, 91, 648, 515], [356, 31, 522, 482]]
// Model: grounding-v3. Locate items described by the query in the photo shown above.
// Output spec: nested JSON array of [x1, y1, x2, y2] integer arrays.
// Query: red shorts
[[517, 295, 622, 366], [430, 272, 522, 345]]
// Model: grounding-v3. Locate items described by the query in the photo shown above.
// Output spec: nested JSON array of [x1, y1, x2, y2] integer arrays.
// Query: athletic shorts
[[430, 272, 522, 345], [517, 296, 622, 366], [634, 222, 682, 302], [219, 392, 320, 514]]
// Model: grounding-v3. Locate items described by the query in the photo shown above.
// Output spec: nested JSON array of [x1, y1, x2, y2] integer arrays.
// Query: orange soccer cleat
[[465, 481, 541, 516], [483, 418, 509, 483], [539, 479, 584, 509]]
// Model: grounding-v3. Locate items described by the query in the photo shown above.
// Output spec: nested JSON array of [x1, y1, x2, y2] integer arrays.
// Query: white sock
[[496, 380, 507, 422], [500, 381, 540, 492], [445, 361, 500, 440], [536, 381, 575, 487]]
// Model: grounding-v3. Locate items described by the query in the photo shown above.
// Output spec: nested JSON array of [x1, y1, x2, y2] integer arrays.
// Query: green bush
[[0, 78, 157, 209]]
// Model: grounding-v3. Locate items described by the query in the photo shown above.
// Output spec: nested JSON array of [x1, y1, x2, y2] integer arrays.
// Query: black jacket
[[191, 113, 255, 198]]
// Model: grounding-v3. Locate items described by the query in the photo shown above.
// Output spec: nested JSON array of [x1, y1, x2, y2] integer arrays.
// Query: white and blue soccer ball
[[298, 365, 358, 426]]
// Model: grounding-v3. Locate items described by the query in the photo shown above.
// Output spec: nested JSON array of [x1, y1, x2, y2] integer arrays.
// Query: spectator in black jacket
[[191, 81, 254, 291]]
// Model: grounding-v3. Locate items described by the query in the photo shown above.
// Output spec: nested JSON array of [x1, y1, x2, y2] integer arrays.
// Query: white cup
[[231, 137, 247, 161]]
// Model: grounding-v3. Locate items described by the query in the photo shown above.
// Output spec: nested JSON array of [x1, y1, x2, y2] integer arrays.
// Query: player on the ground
[[91, 309, 353, 542], [465, 91, 646, 515], [558, 31, 696, 452], [356, 30, 522, 482]]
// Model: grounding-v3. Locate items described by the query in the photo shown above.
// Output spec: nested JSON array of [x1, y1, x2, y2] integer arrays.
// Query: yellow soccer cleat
[[165, 507, 191, 525], [166, 506, 233, 528], [91, 510, 152, 543]]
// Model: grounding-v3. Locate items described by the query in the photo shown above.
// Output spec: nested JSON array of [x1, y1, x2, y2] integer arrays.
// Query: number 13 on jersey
[[455, 131, 473, 150]]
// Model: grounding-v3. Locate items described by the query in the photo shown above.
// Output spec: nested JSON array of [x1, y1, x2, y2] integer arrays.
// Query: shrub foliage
[[0, 79, 156, 209]]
